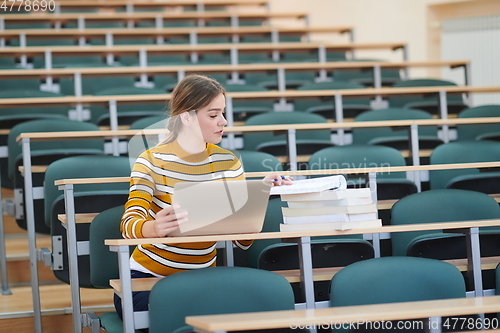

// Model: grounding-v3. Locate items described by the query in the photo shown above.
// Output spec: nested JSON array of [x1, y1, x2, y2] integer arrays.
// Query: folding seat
[[44, 155, 131, 287], [7, 119, 105, 233], [429, 140, 500, 193]]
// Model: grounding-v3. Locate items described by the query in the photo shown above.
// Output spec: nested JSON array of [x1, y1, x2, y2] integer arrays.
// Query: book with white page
[[286, 196, 373, 209], [280, 219, 382, 231], [282, 203, 377, 217], [283, 212, 378, 224], [280, 187, 372, 202], [270, 175, 347, 195]]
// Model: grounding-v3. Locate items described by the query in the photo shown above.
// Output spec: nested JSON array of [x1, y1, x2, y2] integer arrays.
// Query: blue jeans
[[113, 269, 155, 320]]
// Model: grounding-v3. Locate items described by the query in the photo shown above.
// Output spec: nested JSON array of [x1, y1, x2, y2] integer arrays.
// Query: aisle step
[[0, 284, 114, 333], [5, 234, 59, 285]]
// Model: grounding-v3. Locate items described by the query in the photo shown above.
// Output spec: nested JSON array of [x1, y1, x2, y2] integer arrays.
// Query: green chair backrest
[[244, 197, 288, 268], [61, 75, 136, 96], [390, 189, 500, 256], [129, 116, 167, 130], [308, 145, 408, 180], [223, 83, 274, 111], [89, 205, 128, 289], [389, 78, 461, 107], [7, 119, 104, 180], [332, 59, 401, 86], [232, 150, 283, 174], [429, 140, 500, 190], [330, 256, 466, 307], [457, 105, 500, 141], [91, 86, 166, 124], [94, 86, 165, 96], [0, 113, 68, 190], [43, 155, 131, 225], [0, 89, 70, 117], [128, 117, 168, 160], [243, 111, 331, 151], [496, 263, 500, 297], [148, 266, 295, 333], [352, 108, 439, 145], [295, 80, 371, 110]]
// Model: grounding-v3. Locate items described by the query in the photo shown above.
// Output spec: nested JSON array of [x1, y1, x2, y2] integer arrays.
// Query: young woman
[[115, 74, 292, 318]]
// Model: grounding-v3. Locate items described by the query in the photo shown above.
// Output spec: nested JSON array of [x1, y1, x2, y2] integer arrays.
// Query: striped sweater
[[121, 140, 252, 277]]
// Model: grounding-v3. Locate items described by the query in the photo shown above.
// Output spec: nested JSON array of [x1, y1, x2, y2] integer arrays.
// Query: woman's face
[[195, 93, 227, 144]]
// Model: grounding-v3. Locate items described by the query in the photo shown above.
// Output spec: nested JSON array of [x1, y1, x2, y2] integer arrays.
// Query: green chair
[[130, 116, 167, 130], [429, 140, 500, 193], [388, 78, 467, 116], [295, 80, 372, 120], [330, 256, 467, 333], [60, 75, 137, 96], [279, 49, 346, 63], [148, 266, 296, 333], [243, 112, 334, 160], [223, 83, 274, 122], [44, 155, 131, 287], [332, 59, 402, 87], [257, 69, 317, 91], [352, 108, 443, 165], [0, 77, 41, 91], [496, 263, 500, 302], [390, 189, 500, 293], [91, 86, 166, 126], [456, 105, 500, 141], [27, 38, 103, 68], [0, 88, 65, 100], [232, 150, 283, 175], [8, 119, 105, 234], [0, 89, 69, 189], [88, 205, 144, 333], [390, 188, 500, 290]]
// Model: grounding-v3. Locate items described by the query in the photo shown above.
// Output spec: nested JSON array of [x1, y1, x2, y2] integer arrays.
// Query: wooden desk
[[0, 26, 352, 43], [0, 60, 469, 98], [0, 60, 468, 80], [0, 41, 407, 68], [185, 295, 500, 333], [15, 121, 500, 333], [107, 256, 500, 293], [52, 0, 269, 13], [0, 85, 493, 109], [0, 11, 309, 28]]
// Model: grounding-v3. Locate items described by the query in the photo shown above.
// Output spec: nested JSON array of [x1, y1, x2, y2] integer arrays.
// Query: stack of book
[[271, 176, 381, 232]]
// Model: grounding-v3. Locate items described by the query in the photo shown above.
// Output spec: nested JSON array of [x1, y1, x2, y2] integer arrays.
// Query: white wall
[[267, 0, 468, 78]]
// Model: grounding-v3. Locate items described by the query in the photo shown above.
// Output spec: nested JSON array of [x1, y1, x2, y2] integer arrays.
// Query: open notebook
[[169, 179, 272, 236]]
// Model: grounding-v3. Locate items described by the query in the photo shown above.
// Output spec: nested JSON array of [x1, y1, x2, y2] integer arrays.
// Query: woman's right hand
[[143, 205, 188, 238]]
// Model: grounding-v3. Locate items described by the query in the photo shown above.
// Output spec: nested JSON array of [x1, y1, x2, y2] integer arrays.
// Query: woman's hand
[[142, 205, 188, 238], [264, 173, 293, 187]]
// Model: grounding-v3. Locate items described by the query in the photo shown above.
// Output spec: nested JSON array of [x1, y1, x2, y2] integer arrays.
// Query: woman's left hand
[[264, 173, 293, 186]]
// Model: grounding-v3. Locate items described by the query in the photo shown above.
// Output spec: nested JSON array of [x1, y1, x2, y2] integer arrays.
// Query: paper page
[[270, 175, 347, 195]]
